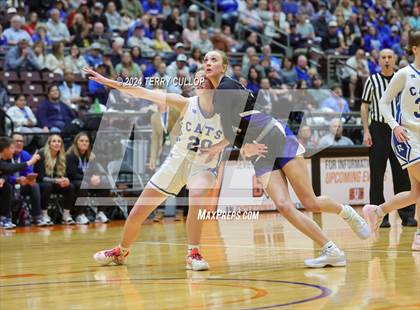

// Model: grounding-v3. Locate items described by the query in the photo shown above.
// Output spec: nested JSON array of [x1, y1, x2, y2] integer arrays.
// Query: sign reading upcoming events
[[320, 157, 394, 205]]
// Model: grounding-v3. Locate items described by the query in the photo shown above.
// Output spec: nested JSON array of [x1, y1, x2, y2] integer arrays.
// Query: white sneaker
[[76, 214, 90, 225], [62, 214, 75, 225], [36, 215, 52, 227], [186, 248, 210, 271], [93, 246, 129, 266], [342, 205, 370, 239], [95, 211, 110, 223], [304, 246, 346, 268], [0, 217, 16, 229]]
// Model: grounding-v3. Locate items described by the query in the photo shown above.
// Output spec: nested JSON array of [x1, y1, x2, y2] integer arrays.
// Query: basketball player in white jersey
[[363, 30, 420, 250], [83, 67, 267, 269]]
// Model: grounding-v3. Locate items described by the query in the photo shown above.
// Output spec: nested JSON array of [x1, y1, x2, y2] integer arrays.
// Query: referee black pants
[[369, 121, 415, 223]]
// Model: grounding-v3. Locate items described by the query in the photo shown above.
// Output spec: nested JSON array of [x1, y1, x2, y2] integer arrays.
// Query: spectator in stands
[[0, 24, 8, 47], [90, 2, 108, 30], [348, 36, 366, 55], [69, 13, 91, 47], [298, 0, 315, 16], [296, 13, 315, 41], [247, 66, 261, 95], [267, 67, 283, 88], [182, 16, 200, 49], [32, 41, 47, 70], [84, 43, 103, 68], [321, 21, 345, 54], [3, 15, 33, 45], [383, 26, 400, 49], [0, 81, 9, 110], [166, 54, 189, 79], [127, 25, 154, 52], [282, 0, 299, 15], [34, 134, 76, 225], [240, 32, 261, 53], [260, 45, 281, 73], [368, 49, 381, 74], [392, 32, 409, 57], [9, 133, 45, 226], [90, 22, 111, 51], [162, 7, 183, 39], [115, 51, 142, 79], [6, 95, 44, 143], [409, 7, 420, 30], [36, 85, 75, 132], [153, 28, 172, 52], [256, 0, 272, 24], [59, 70, 88, 110], [109, 37, 124, 67], [239, 0, 263, 31], [279, 56, 297, 87], [23, 12, 39, 38], [143, 54, 163, 78], [192, 29, 214, 55], [218, 0, 238, 31], [143, 0, 163, 16], [32, 24, 52, 47], [256, 77, 274, 114], [221, 24, 239, 49], [298, 125, 317, 149], [66, 133, 107, 224], [64, 44, 88, 77], [364, 26, 382, 52], [231, 64, 242, 81], [121, 0, 143, 19], [295, 55, 311, 85], [211, 28, 229, 52], [130, 46, 145, 68], [0, 136, 40, 229], [5, 38, 41, 71], [45, 41, 66, 75], [46, 8, 70, 44], [321, 84, 350, 113], [88, 64, 109, 106], [188, 48, 204, 71], [265, 12, 283, 45], [289, 23, 305, 49], [319, 118, 354, 147], [242, 53, 265, 79], [105, 1, 123, 32], [149, 62, 169, 89], [181, 4, 200, 29], [342, 24, 355, 51], [345, 48, 370, 105]]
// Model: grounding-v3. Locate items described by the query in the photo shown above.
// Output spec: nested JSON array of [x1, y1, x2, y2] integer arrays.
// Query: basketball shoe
[[341, 205, 370, 239], [186, 248, 209, 271], [304, 242, 346, 268], [93, 246, 129, 266]]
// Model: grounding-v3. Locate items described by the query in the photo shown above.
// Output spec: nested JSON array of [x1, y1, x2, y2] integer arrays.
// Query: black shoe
[[380, 218, 390, 228], [402, 218, 418, 227]]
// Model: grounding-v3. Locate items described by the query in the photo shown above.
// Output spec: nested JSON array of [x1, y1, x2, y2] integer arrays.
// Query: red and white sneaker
[[93, 246, 129, 266], [412, 234, 420, 251], [363, 204, 383, 238], [186, 248, 209, 271]]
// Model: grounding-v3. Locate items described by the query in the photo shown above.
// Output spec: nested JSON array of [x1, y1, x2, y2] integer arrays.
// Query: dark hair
[[14, 94, 26, 101], [47, 84, 59, 94], [248, 66, 261, 82], [0, 136, 13, 152], [406, 30, 420, 56]]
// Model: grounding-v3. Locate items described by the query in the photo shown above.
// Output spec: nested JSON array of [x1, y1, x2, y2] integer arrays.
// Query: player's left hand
[[393, 126, 409, 143]]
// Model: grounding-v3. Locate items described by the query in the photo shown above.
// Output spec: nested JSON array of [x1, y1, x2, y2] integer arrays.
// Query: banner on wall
[[217, 160, 312, 211], [320, 157, 394, 205]]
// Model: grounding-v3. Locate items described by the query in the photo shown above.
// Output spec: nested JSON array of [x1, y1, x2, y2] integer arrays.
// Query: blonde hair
[[66, 132, 96, 161], [44, 134, 66, 177]]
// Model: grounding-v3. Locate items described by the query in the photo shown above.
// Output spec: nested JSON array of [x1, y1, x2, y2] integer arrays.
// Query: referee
[[361, 49, 416, 227]]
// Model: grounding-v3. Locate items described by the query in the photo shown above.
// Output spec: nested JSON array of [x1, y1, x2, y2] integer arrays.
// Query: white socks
[[339, 205, 352, 220], [63, 209, 71, 217], [375, 206, 386, 218], [416, 229, 420, 236], [322, 240, 340, 254]]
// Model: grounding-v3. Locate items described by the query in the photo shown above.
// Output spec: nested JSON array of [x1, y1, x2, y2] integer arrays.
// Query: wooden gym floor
[[1, 209, 419, 310]]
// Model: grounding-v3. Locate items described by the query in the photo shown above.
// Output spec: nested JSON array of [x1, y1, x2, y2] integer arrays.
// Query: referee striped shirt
[[361, 73, 399, 123]]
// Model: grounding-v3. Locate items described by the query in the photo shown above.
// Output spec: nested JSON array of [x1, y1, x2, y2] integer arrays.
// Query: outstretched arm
[[82, 67, 189, 111]]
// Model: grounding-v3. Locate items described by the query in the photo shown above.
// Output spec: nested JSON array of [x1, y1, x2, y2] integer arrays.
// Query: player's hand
[[83, 67, 110, 86], [363, 131, 372, 147], [199, 143, 224, 163], [240, 142, 268, 159], [148, 162, 156, 171], [90, 175, 101, 186], [393, 126, 409, 143]]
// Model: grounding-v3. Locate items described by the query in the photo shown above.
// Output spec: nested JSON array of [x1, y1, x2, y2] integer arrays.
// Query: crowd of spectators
[[0, 0, 419, 228]]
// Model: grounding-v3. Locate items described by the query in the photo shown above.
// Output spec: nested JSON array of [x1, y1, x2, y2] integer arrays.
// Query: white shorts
[[391, 129, 420, 169], [148, 150, 219, 197]]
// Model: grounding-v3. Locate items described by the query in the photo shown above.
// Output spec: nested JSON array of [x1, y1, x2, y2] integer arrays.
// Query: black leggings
[[0, 183, 13, 218], [39, 182, 75, 211]]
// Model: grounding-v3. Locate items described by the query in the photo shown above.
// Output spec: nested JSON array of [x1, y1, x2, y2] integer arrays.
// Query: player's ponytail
[[406, 30, 420, 56]]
